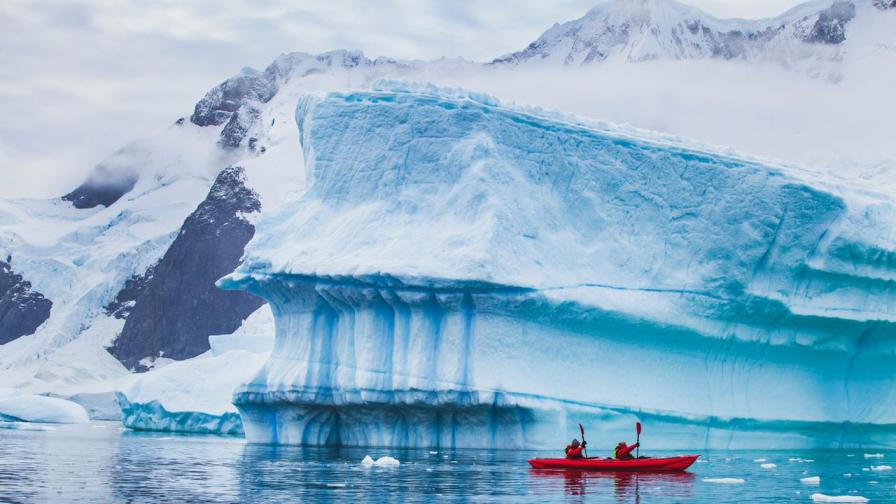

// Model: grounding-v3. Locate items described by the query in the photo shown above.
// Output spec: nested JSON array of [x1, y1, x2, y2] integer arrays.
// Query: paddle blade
[[636, 422, 642, 435], [579, 423, 585, 438]]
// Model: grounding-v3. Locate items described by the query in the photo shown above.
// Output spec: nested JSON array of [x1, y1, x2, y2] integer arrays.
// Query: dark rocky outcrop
[[189, 69, 276, 128], [0, 260, 52, 344], [803, 1, 856, 44], [62, 165, 139, 209], [107, 166, 265, 370], [190, 50, 401, 149], [104, 265, 155, 320], [873, 0, 895, 9], [219, 106, 261, 149]]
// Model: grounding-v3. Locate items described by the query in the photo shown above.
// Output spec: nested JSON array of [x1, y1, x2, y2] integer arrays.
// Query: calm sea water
[[0, 423, 892, 503]]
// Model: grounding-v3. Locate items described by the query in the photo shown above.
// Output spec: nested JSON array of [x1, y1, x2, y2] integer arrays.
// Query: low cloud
[[0, 0, 812, 198]]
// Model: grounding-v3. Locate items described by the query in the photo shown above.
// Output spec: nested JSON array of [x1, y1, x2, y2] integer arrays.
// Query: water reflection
[[529, 469, 695, 502], [2, 425, 891, 503]]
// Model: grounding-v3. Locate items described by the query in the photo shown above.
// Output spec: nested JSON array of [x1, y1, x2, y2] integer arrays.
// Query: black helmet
[[571, 439, 580, 448]]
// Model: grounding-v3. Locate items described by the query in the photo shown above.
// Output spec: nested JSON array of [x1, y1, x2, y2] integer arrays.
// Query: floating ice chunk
[[375, 456, 400, 466], [863, 453, 884, 459], [429, 451, 438, 455], [326, 483, 347, 488], [753, 458, 768, 463], [0, 422, 57, 431], [870, 465, 892, 471], [702, 478, 745, 484], [790, 458, 815, 463], [761, 463, 777, 469], [810, 494, 869, 503], [362, 455, 399, 466], [843, 473, 852, 478], [800, 476, 821, 485], [0, 395, 89, 424]]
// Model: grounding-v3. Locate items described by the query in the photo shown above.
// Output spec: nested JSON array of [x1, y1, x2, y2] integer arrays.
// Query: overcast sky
[[0, 0, 805, 198]]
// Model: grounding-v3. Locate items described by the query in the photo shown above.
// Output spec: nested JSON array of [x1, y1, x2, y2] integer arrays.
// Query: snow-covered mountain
[[493, 0, 892, 79], [0, 0, 894, 443]]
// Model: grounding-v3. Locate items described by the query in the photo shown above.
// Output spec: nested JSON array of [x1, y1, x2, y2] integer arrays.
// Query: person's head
[[571, 438, 580, 448], [616, 441, 627, 448]]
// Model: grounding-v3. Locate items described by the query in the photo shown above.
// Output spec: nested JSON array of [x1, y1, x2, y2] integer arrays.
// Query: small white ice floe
[[326, 483, 347, 488], [870, 465, 892, 471], [429, 451, 438, 455], [843, 473, 852, 478], [702, 478, 745, 484], [361, 455, 400, 467], [789, 458, 815, 463], [863, 453, 884, 459], [761, 463, 777, 469], [810, 494, 869, 503], [800, 476, 821, 485], [753, 458, 768, 463]]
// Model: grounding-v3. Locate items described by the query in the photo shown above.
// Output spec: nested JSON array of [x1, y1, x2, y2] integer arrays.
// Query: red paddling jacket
[[614, 442, 640, 460], [565, 443, 585, 459]]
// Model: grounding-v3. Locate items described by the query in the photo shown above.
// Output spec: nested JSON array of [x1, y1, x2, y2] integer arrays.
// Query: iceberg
[[0, 394, 90, 424], [810, 495, 869, 503], [219, 81, 896, 449], [117, 348, 268, 435]]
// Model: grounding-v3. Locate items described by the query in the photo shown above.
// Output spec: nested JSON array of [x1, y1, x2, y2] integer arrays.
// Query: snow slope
[[220, 82, 896, 448]]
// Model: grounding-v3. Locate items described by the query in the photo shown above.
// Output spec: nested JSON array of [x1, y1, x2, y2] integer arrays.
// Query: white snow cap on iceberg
[[800, 476, 820, 485], [0, 394, 89, 424]]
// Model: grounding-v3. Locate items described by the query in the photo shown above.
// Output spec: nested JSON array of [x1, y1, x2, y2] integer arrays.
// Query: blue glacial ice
[[218, 81, 896, 449]]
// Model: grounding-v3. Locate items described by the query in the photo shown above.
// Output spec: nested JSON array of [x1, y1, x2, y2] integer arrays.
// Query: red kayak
[[528, 455, 699, 472]]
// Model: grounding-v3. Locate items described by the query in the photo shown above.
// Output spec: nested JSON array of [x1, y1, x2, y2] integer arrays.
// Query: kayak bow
[[528, 455, 699, 472]]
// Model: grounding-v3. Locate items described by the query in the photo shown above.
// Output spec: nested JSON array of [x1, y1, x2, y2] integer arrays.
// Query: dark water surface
[[0, 423, 892, 503]]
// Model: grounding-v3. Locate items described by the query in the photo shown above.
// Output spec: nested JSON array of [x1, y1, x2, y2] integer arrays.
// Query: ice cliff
[[219, 81, 896, 449]]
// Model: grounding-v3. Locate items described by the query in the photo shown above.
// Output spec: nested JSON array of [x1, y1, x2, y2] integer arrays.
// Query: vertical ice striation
[[219, 81, 896, 449]]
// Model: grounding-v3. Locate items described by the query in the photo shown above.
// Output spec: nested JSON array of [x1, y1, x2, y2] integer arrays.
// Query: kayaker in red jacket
[[614, 441, 640, 460], [564, 438, 586, 459]]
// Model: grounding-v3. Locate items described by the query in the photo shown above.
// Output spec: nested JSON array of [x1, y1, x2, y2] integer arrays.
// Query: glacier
[[219, 80, 896, 449]]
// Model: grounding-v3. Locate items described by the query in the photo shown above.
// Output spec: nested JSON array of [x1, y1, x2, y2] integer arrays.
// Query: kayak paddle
[[579, 423, 588, 458], [636, 421, 642, 458]]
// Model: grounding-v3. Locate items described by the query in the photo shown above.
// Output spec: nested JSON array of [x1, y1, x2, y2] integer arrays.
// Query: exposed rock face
[[873, 0, 895, 9], [190, 50, 412, 149], [108, 166, 264, 370], [220, 106, 261, 149], [189, 69, 277, 128], [62, 165, 139, 209], [104, 265, 155, 320], [804, 1, 856, 44], [0, 260, 52, 344]]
